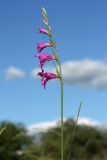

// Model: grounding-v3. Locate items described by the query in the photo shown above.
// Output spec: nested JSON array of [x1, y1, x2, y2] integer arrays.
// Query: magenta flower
[[37, 71, 59, 89], [39, 27, 48, 34], [36, 53, 55, 68], [37, 42, 51, 53]]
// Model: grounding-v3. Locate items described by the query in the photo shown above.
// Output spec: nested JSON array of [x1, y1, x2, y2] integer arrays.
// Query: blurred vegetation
[[0, 119, 107, 160]]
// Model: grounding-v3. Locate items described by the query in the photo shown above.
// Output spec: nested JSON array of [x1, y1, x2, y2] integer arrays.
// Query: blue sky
[[0, 0, 107, 125]]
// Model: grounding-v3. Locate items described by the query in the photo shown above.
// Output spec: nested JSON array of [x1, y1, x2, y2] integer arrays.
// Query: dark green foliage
[[0, 119, 107, 160], [40, 119, 107, 160], [0, 121, 33, 160], [64, 120, 107, 160]]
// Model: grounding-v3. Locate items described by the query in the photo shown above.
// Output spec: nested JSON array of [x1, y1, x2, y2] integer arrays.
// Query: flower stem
[[60, 71, 64, 160]]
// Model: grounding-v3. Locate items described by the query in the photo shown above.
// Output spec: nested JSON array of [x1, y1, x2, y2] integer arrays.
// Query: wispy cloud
[[62, 59, 107, 89], [27, 120, 60, 134], [27, 117, 107, 135], [27, 119, 66, 134], [77, 117, 99, 126], [5, 66, 26, 80]]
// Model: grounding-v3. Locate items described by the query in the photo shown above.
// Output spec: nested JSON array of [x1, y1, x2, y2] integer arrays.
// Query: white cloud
[[62, 59, 107, 89], [27, 119, 60, 135], [77, 117, 99, 126], [5, 66, 26, 80], [27, 117, 107, 135], [27, 119, 66, 135]]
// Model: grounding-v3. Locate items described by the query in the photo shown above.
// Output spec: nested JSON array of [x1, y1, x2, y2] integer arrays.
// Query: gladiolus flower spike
[[35, 7, 82, 160], [36, 7, 64, 160]]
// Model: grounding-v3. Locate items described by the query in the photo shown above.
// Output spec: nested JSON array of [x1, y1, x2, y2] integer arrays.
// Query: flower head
[[37, 70, 59, 89], [37, 42, 51, 53], [35, 53, 55, 68], [39, 27, 48, 34]]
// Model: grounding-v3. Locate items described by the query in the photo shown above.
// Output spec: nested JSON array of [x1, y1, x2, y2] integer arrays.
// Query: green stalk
[[61, 79, 64, 160], [60, 65, 64, 160]]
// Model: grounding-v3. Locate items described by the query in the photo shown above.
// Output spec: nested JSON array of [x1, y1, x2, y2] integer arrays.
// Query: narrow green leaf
[[67, 102, 82, 160]]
